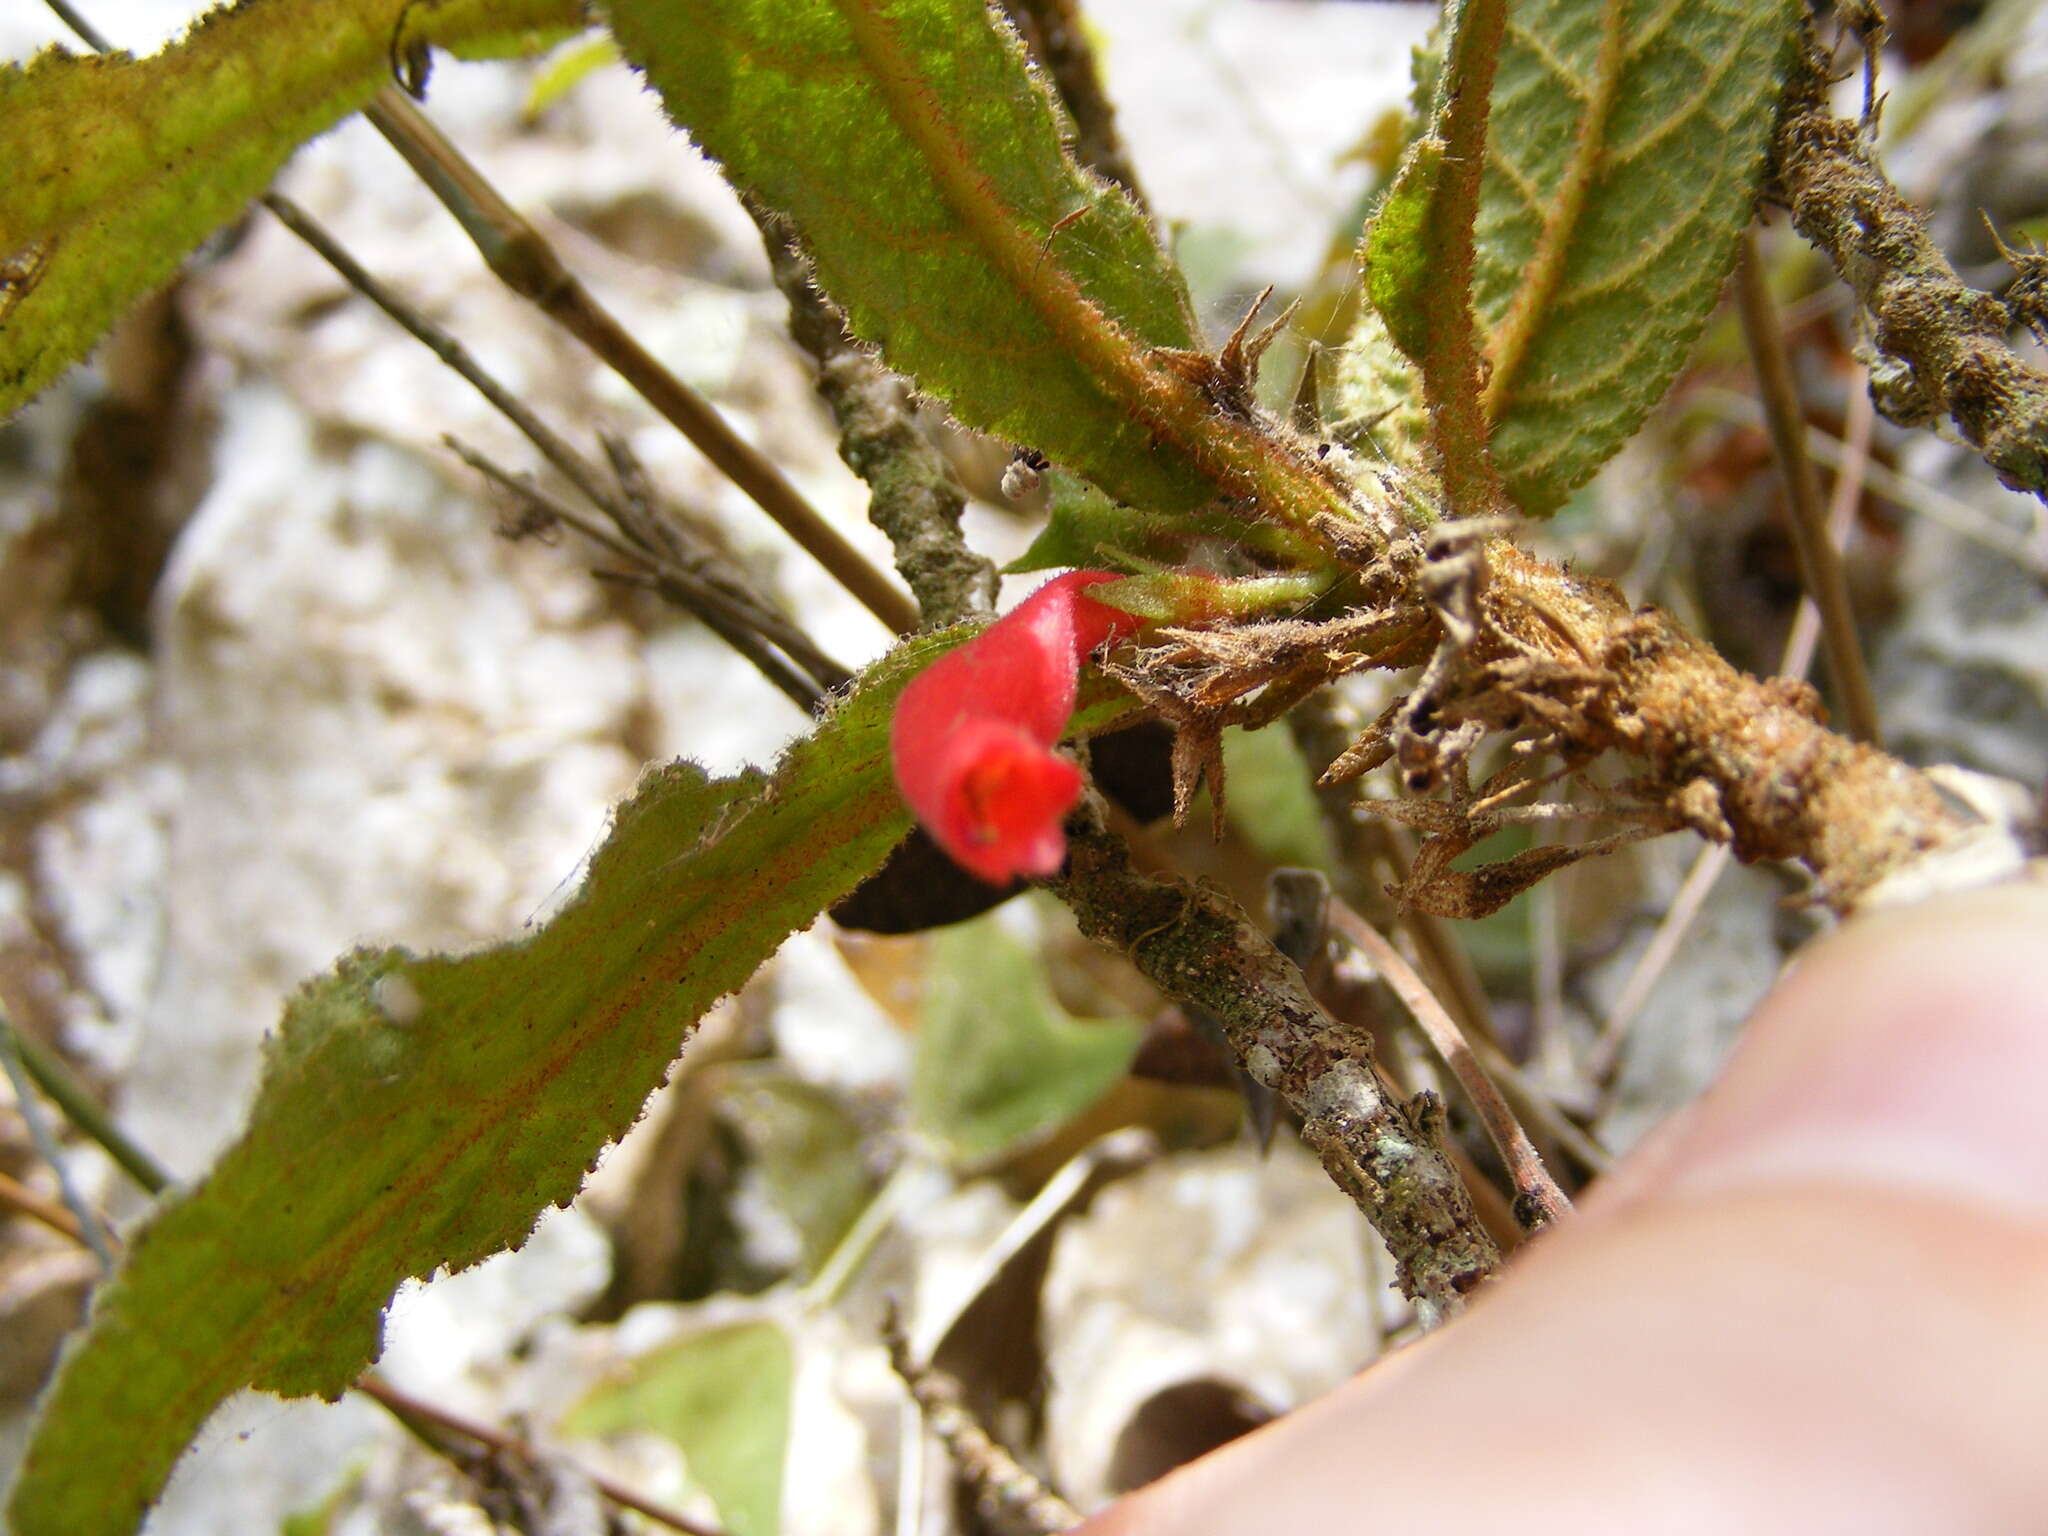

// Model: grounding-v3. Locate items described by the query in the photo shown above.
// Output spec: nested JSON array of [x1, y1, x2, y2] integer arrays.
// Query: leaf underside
[[1347, 0, 1801, 515], [0, 0, 584, 419], [6, 637, 942, 1536], [602, 0, 1210, 514]]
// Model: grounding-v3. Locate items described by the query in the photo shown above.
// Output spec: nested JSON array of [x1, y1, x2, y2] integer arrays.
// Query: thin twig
[[0, 1025, 115, 1270], [998, 0, 1152, 212], [1053, 817, 1498, 1323], [355, 1375, 727, 1536], [1694, 385, 2048, 576], [445, 436, 834, 711], [2, 1008, 168, 1194], [364, 88, 919, 635], [1321, 898, 1573, 1230], [1775, 29, 2048, 503], [883, 1303, 1080, 1536], [1733, 227, 1881, 744], [42, 0, 111, 49], [0, 1166, 88, 1245], [255, 185, 854, 708]]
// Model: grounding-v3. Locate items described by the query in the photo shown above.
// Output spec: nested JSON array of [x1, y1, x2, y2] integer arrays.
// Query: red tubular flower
[[891, 571, 1139, 885]]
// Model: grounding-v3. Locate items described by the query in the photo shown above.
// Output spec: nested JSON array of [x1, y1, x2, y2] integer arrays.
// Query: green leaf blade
[[563, 1319, 795, 1536], [6, 638, 946, 1536], [1475, 0, 1803, 512], [0, 0, 583, 419], [606, 0, 1220, 516], [911, 908, 1141, 1166]]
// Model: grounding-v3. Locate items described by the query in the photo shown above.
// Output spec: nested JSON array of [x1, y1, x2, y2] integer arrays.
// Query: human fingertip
[[1650, 877, 2048, 1220]]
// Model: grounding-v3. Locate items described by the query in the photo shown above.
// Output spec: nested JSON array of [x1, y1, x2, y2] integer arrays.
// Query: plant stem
[[1053, 819, 1498, 1323], [3, 1011, 168, 1195], [0, 1168, 86, 1245], [0, 1018, 115, 1269], [364, 88, 920, 635], [1322, 898, 1572, 1230], [749, 202, 997, 627], [1732, 228, 1881, 744], [356, 1375, 727, 1536], [1775, 30, 2048, 503]]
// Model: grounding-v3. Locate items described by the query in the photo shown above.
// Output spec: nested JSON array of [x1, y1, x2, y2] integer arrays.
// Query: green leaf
[[0, 0, 583, 419], [1221, 726, 1336, 871], [522, 29, 620, 120], [1345, 0, 1802, 515], [1360, 0, 1511, 518], [1475, 0, 1802, 512], [605, 0, 1200, 514], [6, 636, 945, 1536], [563, 1318, 795, 1536], [911, 907, 1142, 1166], [718, 1070, 875, 1278], [604, 0, 1353, 547]]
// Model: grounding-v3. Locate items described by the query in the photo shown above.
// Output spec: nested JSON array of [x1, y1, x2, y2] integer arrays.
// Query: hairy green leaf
[[6, 638, 940, 1536], [912, 907, 1141, 1166], [1477, 0, 1801, 511], [1360, 0, 1510, 518], [605, 0, 1353, 550], [1347, 0, 1802, 515], [605, 0, 1203, 514], [0, 0, 583, 418], [563, 1318, 795, 1536]]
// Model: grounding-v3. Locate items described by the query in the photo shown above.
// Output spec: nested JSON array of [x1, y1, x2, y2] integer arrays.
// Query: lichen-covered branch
[[1051, 819, 1499, 1323], [1773, 35, 2048, 503], [751, 203, 998, 627]]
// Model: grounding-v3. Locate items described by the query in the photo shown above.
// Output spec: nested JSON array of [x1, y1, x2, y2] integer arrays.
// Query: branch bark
[[1052, 819, 1499, 1324], [1773, 36, 2048, 503], [751, 203, 999, 627]]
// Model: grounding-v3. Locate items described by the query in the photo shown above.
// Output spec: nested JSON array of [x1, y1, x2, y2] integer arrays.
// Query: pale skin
[[1082, 882, 2048, 1535]]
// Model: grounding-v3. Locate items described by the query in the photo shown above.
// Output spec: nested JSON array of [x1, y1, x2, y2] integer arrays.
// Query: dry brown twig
[[1733, 227, 1881, 744], [1317, 889, 1573, 1230], [365, 87, 920, 634], [884, 1303, 1081, 1536]]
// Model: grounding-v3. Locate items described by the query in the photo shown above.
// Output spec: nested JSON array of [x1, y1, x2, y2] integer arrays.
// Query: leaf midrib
[[832, 0, 1355, 538], [1480, 0, 1630, 423]]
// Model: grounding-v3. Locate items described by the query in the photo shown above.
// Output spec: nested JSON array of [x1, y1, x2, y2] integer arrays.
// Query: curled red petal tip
[[891, 572, 1138, 886]]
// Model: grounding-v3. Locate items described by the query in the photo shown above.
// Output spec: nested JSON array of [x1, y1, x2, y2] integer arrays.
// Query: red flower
[[891, 571, 1138, 885]]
